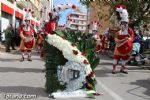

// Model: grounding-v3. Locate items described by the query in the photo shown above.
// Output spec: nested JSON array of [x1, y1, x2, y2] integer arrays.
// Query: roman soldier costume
[[93, 33, 102, 54], [37, 29, 44, 53], [19, 8, 35, 61], [112, 5, 135, 74]]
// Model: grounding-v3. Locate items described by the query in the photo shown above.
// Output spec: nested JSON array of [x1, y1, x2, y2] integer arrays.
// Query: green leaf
[[54, 31, 64, 37], [91, 58, 100, 70]]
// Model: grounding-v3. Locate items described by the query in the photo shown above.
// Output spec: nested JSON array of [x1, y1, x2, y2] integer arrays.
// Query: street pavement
[[0, 50, 150, 100]]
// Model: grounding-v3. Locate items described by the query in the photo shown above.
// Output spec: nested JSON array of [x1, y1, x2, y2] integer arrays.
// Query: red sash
[[117, 30, 133, 55]]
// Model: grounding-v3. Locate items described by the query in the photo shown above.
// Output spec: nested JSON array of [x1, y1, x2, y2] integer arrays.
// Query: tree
[[80, 0, 95, 7], [110, 0, 150, 28], [80, 0, 150, 28]]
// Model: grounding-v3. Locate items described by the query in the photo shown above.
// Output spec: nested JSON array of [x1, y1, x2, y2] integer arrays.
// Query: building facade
[[89, 1, 110, 34], [66, 12, 87, 33], [0, 0, 53, 41], [40, 0, 53, 22]]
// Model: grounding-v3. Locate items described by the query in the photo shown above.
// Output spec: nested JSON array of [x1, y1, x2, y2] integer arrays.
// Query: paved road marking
[[97, 80, 125, 100]]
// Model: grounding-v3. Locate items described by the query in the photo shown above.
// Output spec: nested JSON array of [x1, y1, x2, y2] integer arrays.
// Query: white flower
[[46, 34, 92, 75]]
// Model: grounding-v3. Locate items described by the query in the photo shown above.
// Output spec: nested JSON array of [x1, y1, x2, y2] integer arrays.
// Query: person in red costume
[[19, 9, 35, 61], [112, 5, 135, 74], [93, 33, 101, 54], [37, 29, 44, 53], [44, 12, 58, 34]]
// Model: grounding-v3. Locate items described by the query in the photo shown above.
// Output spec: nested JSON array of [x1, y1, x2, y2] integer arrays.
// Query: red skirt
[[24, 39, 35, 49]]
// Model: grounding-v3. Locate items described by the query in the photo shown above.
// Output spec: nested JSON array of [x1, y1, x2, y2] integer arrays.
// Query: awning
[[15, 11, 23, 20], [1, 3, 14, 15]]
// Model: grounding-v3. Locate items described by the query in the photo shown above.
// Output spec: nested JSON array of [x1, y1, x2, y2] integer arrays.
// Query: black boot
[[6, 50, 11, 52], [12, 48, 16, 50]]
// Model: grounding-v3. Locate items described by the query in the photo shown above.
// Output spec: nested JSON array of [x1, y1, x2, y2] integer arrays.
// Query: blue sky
[[53, 0, 87, 25]]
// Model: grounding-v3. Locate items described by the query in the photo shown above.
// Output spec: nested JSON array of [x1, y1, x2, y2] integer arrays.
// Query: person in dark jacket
[[4, 25, 13, 52], [10, 24, 16, 50]]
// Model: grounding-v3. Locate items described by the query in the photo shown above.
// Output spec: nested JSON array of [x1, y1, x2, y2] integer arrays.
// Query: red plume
[[49, 12, 52, 16], [72, 5, 76, 9], [114, 4, 126, 10], [28, 9, 31, 12], [24, 8, 27, 12]]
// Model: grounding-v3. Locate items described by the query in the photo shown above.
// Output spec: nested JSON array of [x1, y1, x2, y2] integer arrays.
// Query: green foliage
[[80, 0, 95, 7], [110, 0, 150, 27], [44, 41, 67, 93], [44, 30, 100, 93], [55, 30, 100, 70]]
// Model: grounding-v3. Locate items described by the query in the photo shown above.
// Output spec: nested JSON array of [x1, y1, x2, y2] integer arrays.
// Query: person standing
[[93, 33, 102, 55], [112, 5, 135, 74], [10, 24, 16, 50], [4, 25, 13, 52], [19, 8, 35, 61], [36, 28, 44, 54]]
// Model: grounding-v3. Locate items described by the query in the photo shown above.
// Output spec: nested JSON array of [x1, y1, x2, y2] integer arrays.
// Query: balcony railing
[[69, 17, 87, 21], [70, 22, 87, 26]]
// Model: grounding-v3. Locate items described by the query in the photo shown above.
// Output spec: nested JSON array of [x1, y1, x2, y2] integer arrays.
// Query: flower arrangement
[[44, 31, 100, 98]]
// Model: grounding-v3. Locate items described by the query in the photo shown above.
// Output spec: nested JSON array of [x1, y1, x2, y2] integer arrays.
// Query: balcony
[[70, 17, 87, 21], [70, 22, 87, 26], [78, 26, 86, 30]]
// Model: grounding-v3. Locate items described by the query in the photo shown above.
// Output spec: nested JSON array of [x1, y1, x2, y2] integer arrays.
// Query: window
[[70, 25, 78, 28], [71, 14, 79, 18]]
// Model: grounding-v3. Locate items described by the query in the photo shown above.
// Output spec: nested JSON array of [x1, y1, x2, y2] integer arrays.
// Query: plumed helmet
[[114, 4, 129, 22], [24, 8, 33, 21]]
